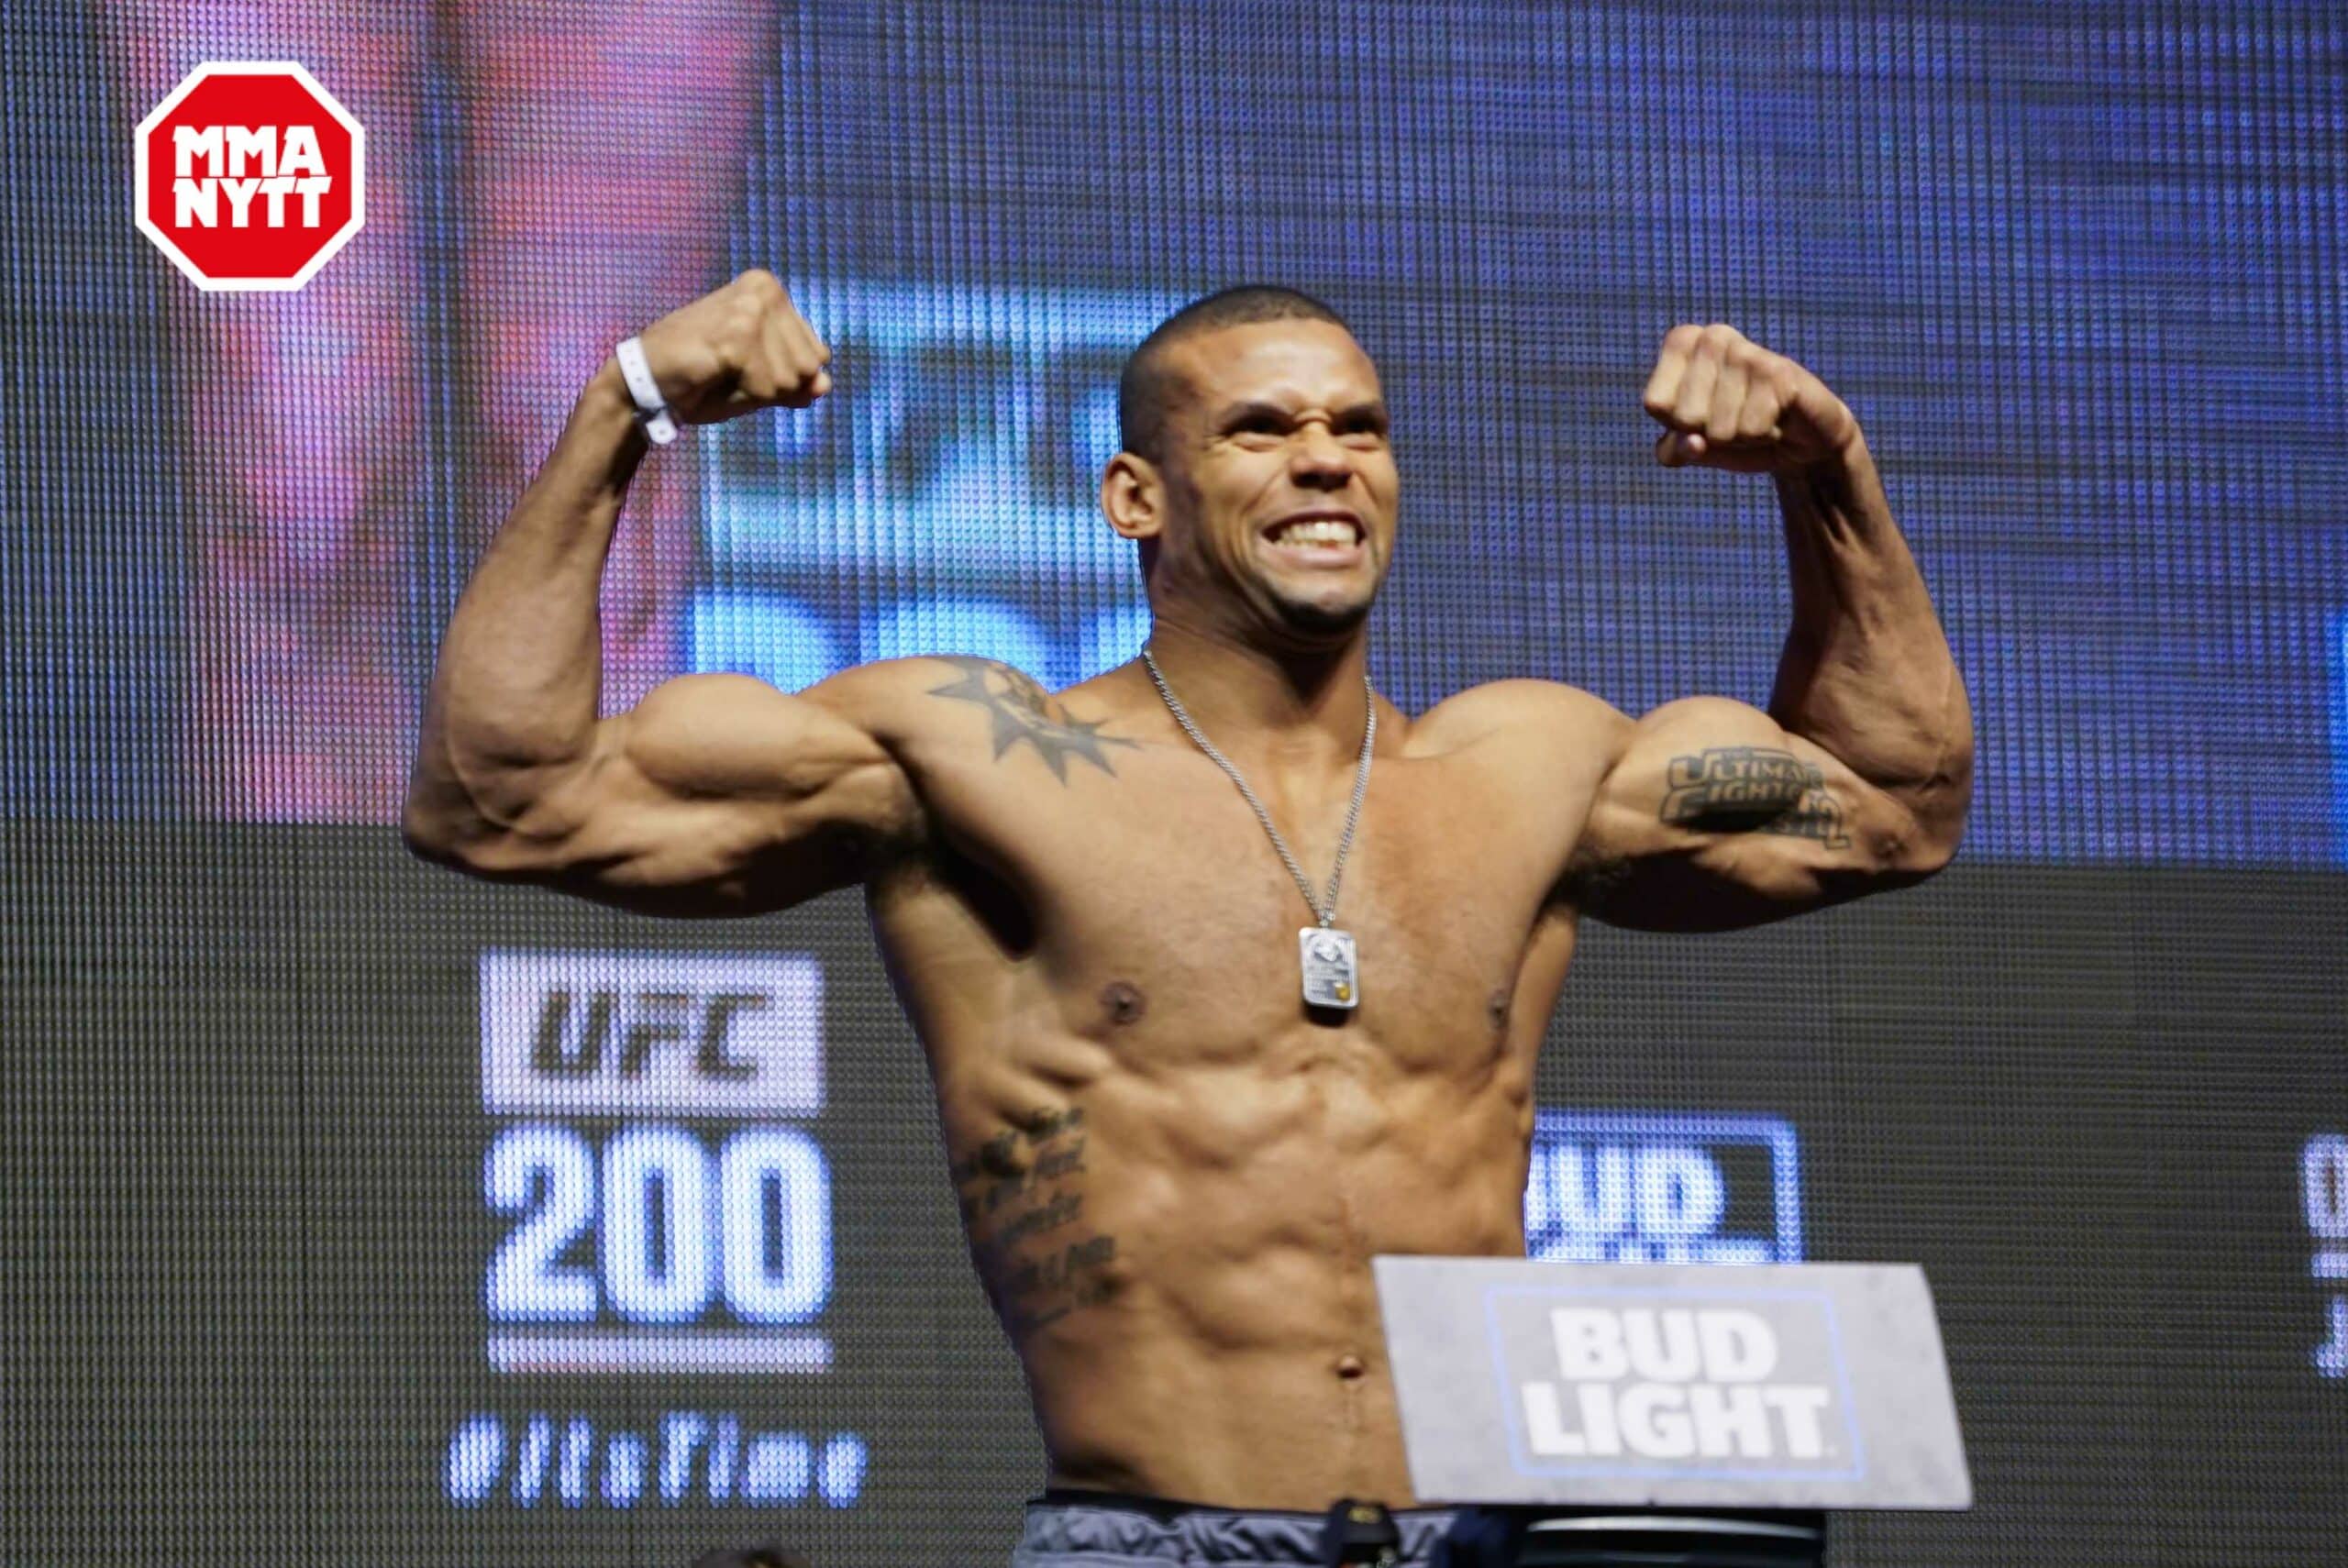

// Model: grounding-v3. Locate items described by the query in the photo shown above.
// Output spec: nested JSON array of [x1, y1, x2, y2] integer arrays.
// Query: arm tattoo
[[925, 657, 1138, 783], [1661, 746, 1851, 847]]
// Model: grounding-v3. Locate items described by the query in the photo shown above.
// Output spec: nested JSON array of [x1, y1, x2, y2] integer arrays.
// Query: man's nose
[[1289, 425, 1354, 486]]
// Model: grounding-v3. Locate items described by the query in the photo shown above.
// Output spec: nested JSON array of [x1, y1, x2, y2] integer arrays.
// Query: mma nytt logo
[[134, 61, 364, 292]]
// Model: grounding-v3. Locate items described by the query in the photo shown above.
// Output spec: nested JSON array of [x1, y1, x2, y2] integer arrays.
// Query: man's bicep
[[1569, 696, 1935, 931], [456, 666, 926, 914]]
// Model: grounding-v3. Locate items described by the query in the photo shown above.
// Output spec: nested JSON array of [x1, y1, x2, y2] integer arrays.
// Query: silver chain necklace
[[1142, 646, 1375, 1010]]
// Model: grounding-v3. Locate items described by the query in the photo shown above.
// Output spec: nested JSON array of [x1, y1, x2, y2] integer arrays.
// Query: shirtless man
[[403, 270, 1973, 1565]]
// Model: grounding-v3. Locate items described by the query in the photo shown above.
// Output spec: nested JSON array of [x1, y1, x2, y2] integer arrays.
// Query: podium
[[1372, 1259, 1971, 1568]]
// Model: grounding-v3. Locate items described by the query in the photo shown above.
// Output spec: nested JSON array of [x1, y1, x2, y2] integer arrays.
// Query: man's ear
[[1101, 451, 1165, 544]]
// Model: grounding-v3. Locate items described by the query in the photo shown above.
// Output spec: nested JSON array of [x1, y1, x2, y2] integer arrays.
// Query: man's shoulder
[[1403, 678, 1632, 763], [801, 654, 1080, 739], [795, 654, 1160, 801]]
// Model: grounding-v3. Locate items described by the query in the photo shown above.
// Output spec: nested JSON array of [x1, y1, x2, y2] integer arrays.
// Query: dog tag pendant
[[1299, 927, 1360, 1010]]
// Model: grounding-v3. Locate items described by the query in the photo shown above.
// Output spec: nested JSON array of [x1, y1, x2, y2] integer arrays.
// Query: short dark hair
[[1117, 285, 1352, 461]]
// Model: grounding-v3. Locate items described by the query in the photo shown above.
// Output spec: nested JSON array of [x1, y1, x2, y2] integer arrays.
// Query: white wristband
[[613, 336, 679, 446]]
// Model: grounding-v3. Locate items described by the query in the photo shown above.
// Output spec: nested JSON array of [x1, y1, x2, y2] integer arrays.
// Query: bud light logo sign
[[1490, 1287, 1862, 1480], [1525, 1110, 1802, 1266]]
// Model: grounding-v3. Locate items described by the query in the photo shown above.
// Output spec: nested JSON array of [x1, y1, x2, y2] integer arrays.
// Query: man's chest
[[907, 743, 1581, 1042]]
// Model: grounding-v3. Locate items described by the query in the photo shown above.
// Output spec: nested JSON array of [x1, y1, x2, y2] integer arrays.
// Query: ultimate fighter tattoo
[[1661, 745, 1851, 846], [926, 657, 1138, 783]]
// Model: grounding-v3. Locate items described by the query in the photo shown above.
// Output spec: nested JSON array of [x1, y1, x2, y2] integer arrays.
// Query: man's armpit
[[1557, 844, 1634, 913]]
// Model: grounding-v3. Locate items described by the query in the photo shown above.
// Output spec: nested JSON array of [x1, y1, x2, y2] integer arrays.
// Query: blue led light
[[602, 1434, 648, 1507], [445, 1415, 504, 1507], [442, 1414, 870, 1509], [860, 596, 1056, 679], [2332, 614, 2348, 867], [689, 590, 845, 692], [741, 1431, 813, 1504], [603, 1127, 716, 1325], [483, 1125, 833, 1328], [1526, 1110, 1802, 1265], [719, 1128, 833, 1323], [819, 1433, 869, 1507], [484, 1127, 598, 1322]]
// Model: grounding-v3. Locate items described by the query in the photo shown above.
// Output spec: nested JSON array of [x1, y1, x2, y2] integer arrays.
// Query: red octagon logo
[[134, 61, 365, 293]]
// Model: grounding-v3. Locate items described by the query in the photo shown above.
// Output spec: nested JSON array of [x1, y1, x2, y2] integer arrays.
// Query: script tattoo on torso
[[1661, 745, 1851, 847], [925, 657, 1138, 782], [949, 1104, 1119, 1336]]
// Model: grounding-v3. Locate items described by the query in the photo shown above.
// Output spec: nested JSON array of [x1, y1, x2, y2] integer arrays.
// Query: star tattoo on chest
[[926, 657, 1139, 782]]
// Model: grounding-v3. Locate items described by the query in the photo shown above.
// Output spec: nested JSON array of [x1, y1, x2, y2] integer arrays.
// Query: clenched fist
[[1641, 324, 1860, 474], [631, 268, 833, 425]]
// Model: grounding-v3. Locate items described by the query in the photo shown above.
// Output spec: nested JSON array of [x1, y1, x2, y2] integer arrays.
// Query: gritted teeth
[[1267, 516, 1365, 546]]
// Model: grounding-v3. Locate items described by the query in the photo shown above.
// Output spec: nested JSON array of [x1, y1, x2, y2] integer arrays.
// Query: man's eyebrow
[[1213, 397, 1389, 430], [1213, 398, 1293, 430]]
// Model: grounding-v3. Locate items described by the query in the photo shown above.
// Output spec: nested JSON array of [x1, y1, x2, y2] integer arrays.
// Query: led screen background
[[4, 2, 2345, 1566], [7, 0, 2346, 856]]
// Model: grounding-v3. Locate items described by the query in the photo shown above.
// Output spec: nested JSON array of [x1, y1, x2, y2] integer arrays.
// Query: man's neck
[[1140, 615, 1373, 763]]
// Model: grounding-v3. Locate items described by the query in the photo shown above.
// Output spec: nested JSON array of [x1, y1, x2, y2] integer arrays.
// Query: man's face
[[1142, 320, 1400, 642]]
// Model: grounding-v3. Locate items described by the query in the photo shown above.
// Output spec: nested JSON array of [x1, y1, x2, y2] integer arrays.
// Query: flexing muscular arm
[[1567, 324, 1975, 930], [402, 270, 928, 916]]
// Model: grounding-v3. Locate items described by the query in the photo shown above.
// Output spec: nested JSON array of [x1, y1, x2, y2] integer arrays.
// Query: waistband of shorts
[[1032, 1487, 1465, 1520], [1017, 1488, 1483, 1567]]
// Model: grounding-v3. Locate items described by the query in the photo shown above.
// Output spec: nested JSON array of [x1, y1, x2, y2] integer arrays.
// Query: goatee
[[1269, 591, 1372, 640]]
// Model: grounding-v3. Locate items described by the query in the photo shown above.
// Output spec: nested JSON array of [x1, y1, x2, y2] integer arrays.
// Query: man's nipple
[[1101, 980, 1148, 1027]]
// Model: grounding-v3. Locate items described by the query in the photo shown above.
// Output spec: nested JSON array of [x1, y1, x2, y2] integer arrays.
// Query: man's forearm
[[404, 359, 646, 838], [1766, 436, 1974, 847]]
